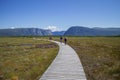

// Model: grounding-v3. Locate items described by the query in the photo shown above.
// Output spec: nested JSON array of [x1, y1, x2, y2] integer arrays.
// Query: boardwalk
[[39, 41, 87, 80]]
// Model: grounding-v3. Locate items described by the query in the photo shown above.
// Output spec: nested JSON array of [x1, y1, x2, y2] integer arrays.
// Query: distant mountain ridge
[[0, 26, 120, 36], [52, 31, 65, 36], [0, 28, 52, 36], [64, 26, 120, 36]]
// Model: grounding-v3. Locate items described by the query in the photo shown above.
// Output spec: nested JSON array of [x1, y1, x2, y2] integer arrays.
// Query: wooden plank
[[39, 41, 87, 80]]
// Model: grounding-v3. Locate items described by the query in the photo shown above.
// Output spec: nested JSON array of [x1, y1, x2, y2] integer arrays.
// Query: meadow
[[0, 37, 58, 80], [65, 37, 120, 80], [0, 36, 120, 80], [52, 36, 120, 80]]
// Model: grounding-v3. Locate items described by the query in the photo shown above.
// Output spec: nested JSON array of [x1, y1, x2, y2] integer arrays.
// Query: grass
[[0, 37, 58, 80], [52, 36, 120, 80], [1, 36, 120, 80], [65, 37, 120, 80]]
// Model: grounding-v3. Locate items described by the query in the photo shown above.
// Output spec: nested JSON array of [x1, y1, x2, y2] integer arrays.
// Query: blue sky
[[0, 0, 120, 31]]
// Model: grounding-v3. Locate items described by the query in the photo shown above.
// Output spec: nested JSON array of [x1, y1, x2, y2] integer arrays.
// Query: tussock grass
[[0, 37, 58, 80]]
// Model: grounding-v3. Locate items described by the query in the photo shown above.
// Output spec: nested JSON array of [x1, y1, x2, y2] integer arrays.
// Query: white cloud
[[10, 27, 15, 29], [44, 26, 61, 32]]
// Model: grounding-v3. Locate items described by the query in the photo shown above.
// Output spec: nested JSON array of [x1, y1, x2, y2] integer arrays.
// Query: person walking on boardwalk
[[64, 37, 67, 45], [60, 36, 63, 43], [49, 36, 52, 40]]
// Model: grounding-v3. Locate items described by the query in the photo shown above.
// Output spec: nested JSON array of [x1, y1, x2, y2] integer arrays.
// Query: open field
[[0, 37, 58, 80], [52, 36, 120, 80], [0, 36, 120, 80], [65, 37, 120, 80]]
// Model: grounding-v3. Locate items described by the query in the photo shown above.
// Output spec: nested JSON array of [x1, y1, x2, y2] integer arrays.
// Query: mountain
[[52, 31, 65, 36], [0, 28, 52, 36], [64, 26, 120, 36]]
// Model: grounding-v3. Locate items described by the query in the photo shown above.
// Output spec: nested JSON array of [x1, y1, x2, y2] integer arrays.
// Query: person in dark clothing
[[64, 37, 67, 45], [60, 36, 63, 43], [49, 36, 52, 40]]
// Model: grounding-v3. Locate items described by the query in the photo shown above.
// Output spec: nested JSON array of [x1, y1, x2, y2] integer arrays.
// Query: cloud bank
[[44, 26, 61, 32]]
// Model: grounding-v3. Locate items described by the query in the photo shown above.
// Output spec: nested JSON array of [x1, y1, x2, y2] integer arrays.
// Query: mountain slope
[[64, 26, 120, 36], [0, 28, 52, 36], [52, 31, 65, 36]]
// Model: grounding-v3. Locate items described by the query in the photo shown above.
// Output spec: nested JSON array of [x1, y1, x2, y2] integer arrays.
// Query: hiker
[[60, 36, 63, 43], [49, 36, 52, 40], [64, 37, 67, 45]]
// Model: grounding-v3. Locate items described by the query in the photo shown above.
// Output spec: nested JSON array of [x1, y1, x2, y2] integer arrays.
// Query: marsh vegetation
[[53, 36, 120, 80], [0, 36, 120, 80], [66, 37, 120, 80], [0, 37, 58, 80]]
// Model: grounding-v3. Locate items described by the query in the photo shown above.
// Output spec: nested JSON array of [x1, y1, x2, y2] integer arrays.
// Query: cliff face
[[0, 28, 52, 36], [64, 26, 120, 36]]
